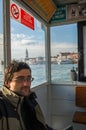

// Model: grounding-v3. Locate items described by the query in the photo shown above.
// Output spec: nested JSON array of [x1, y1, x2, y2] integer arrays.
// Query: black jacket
[[0, 86, 53, 130]]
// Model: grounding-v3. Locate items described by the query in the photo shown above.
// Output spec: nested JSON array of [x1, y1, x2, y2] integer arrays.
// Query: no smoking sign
[[10, 3, 20, 20], [10, 0, 34, 30]]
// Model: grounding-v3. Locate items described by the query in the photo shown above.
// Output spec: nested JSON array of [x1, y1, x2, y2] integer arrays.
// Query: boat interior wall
[[40, 84, 86, 130], [63, 125, 73, 130], [47, 84, 75, 129], [32, 84, 51, 125], [75, 86, 86, 107], [73, 86, 86, 124]]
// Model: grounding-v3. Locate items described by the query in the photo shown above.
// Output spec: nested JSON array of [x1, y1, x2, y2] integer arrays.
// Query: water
[[51, 63, 77, 82], [30, 64, 46, 87], [0, 63, 78, 88]]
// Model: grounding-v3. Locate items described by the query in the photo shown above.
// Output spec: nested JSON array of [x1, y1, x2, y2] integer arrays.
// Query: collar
[[1, 86, 24, 108]]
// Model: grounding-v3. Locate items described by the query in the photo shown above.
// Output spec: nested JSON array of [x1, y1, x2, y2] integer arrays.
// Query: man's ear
[[4, 81, 10, 88]]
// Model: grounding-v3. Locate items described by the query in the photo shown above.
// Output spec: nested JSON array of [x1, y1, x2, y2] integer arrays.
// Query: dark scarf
[[21, 97, 46, 130]]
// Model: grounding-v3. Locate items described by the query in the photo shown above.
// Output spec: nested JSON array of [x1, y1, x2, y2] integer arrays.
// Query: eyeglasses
[[12, 76, 34, 83]]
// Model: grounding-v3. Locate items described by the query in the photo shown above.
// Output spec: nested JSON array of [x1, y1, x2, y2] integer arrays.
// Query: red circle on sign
[[11, 4, 19, 19]]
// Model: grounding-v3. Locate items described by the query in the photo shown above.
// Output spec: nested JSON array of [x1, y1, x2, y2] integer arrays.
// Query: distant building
[[25, 48, 29, 61], [51, 56, 57, 63], [26, 58, 37, 65], [36, 57, 45, 64], [57, 52, 78, 64]]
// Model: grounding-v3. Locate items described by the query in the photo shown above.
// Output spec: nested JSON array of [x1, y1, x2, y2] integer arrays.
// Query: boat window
[[10, 1, 46, 87], [0, 0, 4, 88], [50, 23, 78, 84]]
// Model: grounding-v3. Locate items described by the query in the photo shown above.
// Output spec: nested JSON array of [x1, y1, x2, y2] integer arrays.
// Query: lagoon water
[[0, 63, 77, 88]]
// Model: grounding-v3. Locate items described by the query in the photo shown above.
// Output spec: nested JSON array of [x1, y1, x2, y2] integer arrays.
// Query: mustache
[[21, 86, 30, 89]]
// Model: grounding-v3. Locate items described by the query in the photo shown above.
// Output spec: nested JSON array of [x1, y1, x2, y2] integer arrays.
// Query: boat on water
[[57, 59, 76, 64]]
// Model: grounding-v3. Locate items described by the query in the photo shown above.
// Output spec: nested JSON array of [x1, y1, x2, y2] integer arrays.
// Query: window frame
[[78, 21, 86, 81]]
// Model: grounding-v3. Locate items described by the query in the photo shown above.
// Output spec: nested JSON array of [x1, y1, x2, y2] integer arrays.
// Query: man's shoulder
[[0, 91, 6, 111], [0, 90, 3, 98], [0, 91, 5, 106], [0, 90, 7, 106]]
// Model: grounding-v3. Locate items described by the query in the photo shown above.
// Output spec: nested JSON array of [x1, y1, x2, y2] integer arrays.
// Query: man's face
[[7, 69, 32, 96]]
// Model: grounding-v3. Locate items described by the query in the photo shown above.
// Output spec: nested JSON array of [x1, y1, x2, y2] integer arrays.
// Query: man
[[0, 60, 52, 130]]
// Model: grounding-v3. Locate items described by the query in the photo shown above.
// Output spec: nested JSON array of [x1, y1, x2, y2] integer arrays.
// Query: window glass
[[10, 2, 46, 87], [0, 0, 4, 87], [51, 23, 78, 83]]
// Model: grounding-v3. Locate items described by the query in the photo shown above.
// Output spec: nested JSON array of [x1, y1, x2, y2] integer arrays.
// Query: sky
[[0, 0, 77, 60]]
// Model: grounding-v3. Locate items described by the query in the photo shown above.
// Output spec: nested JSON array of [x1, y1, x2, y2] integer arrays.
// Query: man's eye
[[17, 76, 26, 80]]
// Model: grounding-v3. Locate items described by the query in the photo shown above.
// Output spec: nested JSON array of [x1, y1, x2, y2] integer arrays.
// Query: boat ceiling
[[53, 0, 78, 5], [20, 0, 86, 26]]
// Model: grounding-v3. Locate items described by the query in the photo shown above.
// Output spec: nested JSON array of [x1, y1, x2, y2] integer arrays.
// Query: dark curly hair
[[4, 60, 31, 83]]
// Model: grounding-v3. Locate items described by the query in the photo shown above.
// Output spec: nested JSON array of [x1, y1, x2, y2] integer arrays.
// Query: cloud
[[0, 33, 77, 59], [11, 43, 45, 59], [11, 33, 36, 46], [0, 33, 3, 44], [11, 33, 45, 59], [51, 42, 77, 56], [0, 34, 3, 59]]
